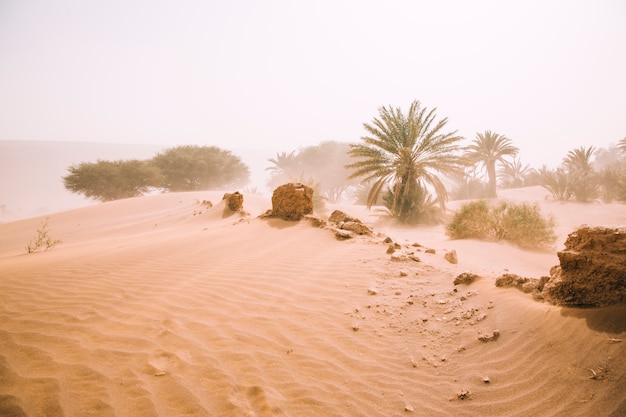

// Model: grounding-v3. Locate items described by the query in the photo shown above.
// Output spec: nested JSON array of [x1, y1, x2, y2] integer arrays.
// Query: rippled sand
[[1, 188, 624, 416]]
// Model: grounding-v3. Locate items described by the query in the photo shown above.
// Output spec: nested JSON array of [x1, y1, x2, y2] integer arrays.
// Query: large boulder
[[541, 226, 626, 307], [270, 183, 314, 221]]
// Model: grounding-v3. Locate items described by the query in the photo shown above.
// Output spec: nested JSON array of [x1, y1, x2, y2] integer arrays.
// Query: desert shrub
[[445, 200, 493, 239], [446, 201, 556, 250], [27, 217, 62, 253]]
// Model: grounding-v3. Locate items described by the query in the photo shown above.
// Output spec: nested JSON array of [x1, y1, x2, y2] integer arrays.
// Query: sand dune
[[0, 188, 625, 416]]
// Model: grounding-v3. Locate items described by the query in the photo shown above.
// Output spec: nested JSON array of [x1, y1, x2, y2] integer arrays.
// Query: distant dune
[[0, 188, 624, 416]]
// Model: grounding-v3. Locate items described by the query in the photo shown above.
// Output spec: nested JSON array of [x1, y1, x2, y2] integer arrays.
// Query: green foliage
[[152, 145, 249, 191], [64, 159, 162, 202], [347, 100, 465, 223], [27, 217, 62, 253], [533, 166, 572, 201], [266, 141, 357, 203], [445, 200, 493, 239], [465, 131, 518, 197], [382, 184, 444, 224], [446, 200, 556, 250]]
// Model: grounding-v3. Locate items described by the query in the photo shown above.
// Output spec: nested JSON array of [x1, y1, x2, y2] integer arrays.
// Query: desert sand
[[0, 186, 624, 417]]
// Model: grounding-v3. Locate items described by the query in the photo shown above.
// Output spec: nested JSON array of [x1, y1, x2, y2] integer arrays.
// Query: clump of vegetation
[[27, 217, 62, 253], [64, 145, 250, 202], [446, 200, 556, 250], [346, 100, 465, 224]]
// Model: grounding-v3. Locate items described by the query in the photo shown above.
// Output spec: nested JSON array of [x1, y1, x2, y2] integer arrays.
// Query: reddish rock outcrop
[[270, 183, 314, 221], [541, 226, 626, 307]]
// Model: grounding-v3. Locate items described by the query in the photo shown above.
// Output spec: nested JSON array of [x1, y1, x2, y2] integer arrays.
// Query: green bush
[[446, 200, 556, 250], [444, 200, 493, 239]]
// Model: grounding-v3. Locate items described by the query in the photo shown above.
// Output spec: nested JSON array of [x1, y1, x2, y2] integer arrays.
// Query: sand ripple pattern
[[1, 192, 625, 416]]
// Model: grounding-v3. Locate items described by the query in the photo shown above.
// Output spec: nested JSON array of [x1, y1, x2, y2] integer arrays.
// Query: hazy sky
[[1, 0, 625, 168]]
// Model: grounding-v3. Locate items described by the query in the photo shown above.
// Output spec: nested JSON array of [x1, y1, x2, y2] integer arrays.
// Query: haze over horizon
[[1, 0, 625, 170]]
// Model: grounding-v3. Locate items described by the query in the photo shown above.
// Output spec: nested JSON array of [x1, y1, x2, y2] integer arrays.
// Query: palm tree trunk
[[487, 161, 497, 198]]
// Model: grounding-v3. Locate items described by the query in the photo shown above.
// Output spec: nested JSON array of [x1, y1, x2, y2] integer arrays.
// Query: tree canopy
[[63, 145, 250, 202], [151, 145, 250, 191], [63, 159, 162, 202]]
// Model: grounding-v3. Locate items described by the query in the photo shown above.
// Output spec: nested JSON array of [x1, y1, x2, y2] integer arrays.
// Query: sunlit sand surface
[[1, 187, 624, 416]]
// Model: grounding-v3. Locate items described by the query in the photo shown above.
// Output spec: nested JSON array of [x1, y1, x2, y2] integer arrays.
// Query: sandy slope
[[0, 188, 625, 417]]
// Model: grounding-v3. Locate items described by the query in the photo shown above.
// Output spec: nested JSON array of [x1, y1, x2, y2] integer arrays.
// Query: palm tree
[[347, 100, 465, 223], [562, 146, 598, 202], [265, 151, 300, 188], [465, 131, 518, 198], [533, 166, 572, 201], [563, 146, 595, 173], [498, 157, 531, 189]]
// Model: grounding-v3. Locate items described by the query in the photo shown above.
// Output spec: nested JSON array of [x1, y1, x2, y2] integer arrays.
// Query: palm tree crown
[[562, 146, 595, 173], [347, 100, 465, 217], [465, 131, 518, 197]]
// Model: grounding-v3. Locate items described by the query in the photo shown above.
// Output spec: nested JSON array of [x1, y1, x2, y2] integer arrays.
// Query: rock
[[333, 229, 353, 240], [541, 226, 626, 307], [444, 250, 458, 264], [383, 236, 393, 244], [305, 215, 326, 228], [478, 330, 500, 342], [454, 272, 479, 285], [425, 248, 436, 254], [386, 243, 401, 254], [270, 183, 314, 221], [328, 210, 372, 235], [329, 210, 356, 223], [340, 221, 372, 235], [496, 273, 549, 297], [222, 192, 244, 215]]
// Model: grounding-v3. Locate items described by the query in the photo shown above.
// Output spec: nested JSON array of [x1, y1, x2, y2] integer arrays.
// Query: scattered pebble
[[483, 376, 490, 383], [452, 390, 472, 400], [404, 404, 414, 412]]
